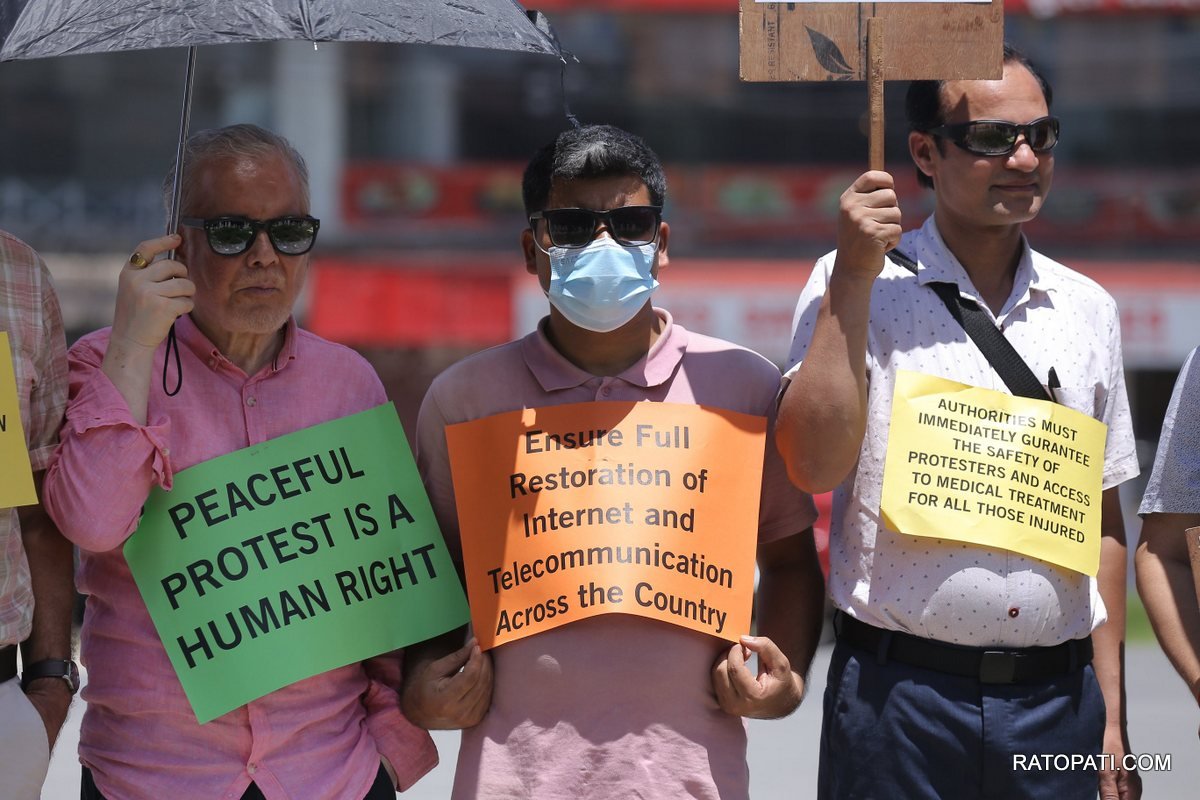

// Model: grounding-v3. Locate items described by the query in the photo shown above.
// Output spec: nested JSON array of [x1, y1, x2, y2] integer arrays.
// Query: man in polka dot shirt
[[777, 44, 1140, 800]]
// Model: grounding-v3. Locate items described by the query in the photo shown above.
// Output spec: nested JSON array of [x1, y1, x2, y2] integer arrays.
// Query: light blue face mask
[[546, 236, 659, 332]]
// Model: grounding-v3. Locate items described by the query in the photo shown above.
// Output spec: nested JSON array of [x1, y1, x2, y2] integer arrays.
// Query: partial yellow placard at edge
[[881, 370, 1107, 576], [0, 332, 37, 507]]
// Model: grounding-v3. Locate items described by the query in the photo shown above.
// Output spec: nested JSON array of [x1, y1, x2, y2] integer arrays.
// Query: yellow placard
[[0, 332, 37, 508], [881, 370, 1107, 575], [445, 401, 766, 650]]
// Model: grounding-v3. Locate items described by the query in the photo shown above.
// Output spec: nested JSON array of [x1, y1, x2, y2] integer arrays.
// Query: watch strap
[[21, 658, 80, 694]]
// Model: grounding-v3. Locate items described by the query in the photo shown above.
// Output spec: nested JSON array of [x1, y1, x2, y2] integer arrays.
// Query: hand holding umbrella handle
[[101, 233, 194, 424]]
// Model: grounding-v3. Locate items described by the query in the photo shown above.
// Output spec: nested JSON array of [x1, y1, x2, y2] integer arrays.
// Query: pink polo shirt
[[416, 309, 816, 800], [44, 315, 436, 800]]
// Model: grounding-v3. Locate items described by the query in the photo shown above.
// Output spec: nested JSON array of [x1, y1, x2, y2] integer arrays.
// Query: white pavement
[[42, 643, 1197, 799]]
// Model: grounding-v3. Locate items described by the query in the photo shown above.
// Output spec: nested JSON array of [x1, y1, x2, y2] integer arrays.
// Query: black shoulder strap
[[890, 250, 1051, 402]]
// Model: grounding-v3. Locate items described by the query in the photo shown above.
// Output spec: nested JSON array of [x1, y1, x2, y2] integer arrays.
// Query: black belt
[[834, 612, 1092, 685], [0, 644, 16, 684]]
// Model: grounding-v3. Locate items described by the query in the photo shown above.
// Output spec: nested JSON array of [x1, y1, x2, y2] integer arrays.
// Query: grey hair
[[162, 123, 310, 218]]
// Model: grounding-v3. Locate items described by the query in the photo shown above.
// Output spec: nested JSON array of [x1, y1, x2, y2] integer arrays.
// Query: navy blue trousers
[[818, 639, 1106, 800]]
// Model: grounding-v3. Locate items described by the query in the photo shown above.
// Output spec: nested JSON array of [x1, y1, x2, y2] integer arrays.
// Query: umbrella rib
[[297, 0, 316, 41]]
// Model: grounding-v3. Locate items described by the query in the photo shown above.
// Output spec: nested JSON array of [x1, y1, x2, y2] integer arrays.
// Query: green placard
[[124, 402, 469, 723]]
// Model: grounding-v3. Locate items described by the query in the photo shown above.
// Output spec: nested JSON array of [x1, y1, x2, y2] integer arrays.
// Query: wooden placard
[[1187, 527, 1200, 611], [739, 0, 1004, 83]]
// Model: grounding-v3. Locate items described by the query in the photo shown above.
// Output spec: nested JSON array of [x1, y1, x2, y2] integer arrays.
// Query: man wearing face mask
[[403, 124, 825, 799]]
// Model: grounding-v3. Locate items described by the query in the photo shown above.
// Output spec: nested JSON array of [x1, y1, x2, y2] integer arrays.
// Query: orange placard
[[445, 401, 766, 650]]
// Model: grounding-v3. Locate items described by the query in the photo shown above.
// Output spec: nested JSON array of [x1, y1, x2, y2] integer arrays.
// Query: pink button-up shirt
[[417, 310, 816, 800], [44, 314, 436, 800]]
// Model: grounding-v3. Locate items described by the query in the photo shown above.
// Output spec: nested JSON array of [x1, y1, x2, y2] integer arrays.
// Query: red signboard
[[307, 257, 516, 347], [308, 252, 1200, 369], [342, 162, 1200, 248]]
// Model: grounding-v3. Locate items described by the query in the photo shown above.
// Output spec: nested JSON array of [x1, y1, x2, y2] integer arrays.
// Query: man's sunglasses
[[927, 116, 1060, 157], [529, 206, 663, 249], [180, 215, 321, 256]]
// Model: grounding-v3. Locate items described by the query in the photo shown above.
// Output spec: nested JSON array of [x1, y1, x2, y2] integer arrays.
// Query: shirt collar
[[911, 216, 1053, 303], [520, 307, 688, 392], [177, 313, 299, 378]]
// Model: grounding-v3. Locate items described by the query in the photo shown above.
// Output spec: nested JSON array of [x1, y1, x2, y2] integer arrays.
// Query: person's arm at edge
[[17, 471, 74, 750], [1094, 487, 1143, 799], [758, 529, 826, 711], [776, 171, 900, 494], [400, 382, 493, 729], [1135, 513, 1200, 714], [713, 529, 825, 720]]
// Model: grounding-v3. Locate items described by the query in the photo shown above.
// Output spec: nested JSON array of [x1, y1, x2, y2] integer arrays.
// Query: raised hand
[[101, 234, 195, 422], [111, 234, 195, 351], [834, 170, 903, 281]]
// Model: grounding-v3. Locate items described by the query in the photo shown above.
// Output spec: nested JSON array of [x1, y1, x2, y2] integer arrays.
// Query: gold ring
[[129, 252, 150, 269]]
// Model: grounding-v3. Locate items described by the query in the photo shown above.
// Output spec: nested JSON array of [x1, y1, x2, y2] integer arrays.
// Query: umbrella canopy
[[0, 0, 560, 61], [0, 0, 568, 396]]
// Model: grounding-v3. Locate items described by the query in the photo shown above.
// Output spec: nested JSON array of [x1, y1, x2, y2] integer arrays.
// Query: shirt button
[[247, 762, 257, 774], [246, 396, 257, 407], [162, 447, 170, 456], [1008, 607, 1020, 618], [601, 387, 611, 397]]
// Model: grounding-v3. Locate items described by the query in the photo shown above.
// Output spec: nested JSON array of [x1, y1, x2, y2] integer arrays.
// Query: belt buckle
[[979, 650, 1017, 684]]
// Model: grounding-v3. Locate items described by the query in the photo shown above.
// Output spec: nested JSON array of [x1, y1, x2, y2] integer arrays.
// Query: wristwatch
[[21, 658, 80, 695]]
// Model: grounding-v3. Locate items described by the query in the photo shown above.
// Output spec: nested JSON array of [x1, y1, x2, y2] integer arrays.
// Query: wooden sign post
[[740, 1, 1004, 169]]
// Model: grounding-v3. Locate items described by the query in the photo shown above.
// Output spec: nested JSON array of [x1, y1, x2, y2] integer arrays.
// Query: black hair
[[905, 43, 1054, 189], [521, 124, 667, 216]]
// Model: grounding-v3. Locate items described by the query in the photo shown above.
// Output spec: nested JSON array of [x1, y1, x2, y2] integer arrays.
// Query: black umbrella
[[0, 1, 559, 60], [1, 0, 566, 393], [1, 1, 563, 224]]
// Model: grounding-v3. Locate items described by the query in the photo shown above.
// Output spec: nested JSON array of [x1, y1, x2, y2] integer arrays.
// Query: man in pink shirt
[[403, 124, 825, 799], [44, 124, 436, 800]]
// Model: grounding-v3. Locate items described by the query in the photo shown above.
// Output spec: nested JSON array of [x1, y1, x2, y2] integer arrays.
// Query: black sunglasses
[[529, 206, 663, 249], [927, 116, 1060, 157], [180, 215, 321, 256]]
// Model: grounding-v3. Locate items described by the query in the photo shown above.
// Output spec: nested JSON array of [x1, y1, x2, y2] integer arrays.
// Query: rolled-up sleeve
[[44, 335, 173, 553], [361, 651, 438, 790]]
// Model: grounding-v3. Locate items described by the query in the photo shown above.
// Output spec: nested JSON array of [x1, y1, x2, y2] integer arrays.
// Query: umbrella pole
[[168, 46, 198, 235], [162, 45, 197, 398]]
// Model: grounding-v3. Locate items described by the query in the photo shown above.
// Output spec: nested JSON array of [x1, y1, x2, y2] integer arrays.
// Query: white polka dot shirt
[[786, 216, 1138, 647]]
